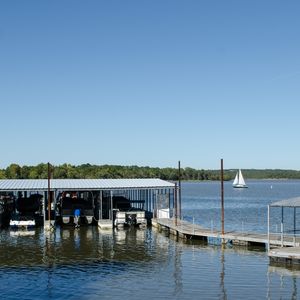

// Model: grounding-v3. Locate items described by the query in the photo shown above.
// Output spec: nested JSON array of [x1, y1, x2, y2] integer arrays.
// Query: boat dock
[[152, 218, 300, 248], [2, 177, 300, 265], [0, 178, 176, 230], [269, 247, 300, 264]]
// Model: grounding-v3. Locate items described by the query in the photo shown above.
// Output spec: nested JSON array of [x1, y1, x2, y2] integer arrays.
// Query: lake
[[182, 180, 300, 233], [1, 180, 300, 299]]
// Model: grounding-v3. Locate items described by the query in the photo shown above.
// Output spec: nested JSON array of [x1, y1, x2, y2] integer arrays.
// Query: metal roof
[[270, 197, 300, 207], [0, 178, 175, 191]]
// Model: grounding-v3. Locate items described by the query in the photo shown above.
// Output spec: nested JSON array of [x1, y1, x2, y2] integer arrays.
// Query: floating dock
[[152, 218, 300, 248], [269, 247, 300, 264]]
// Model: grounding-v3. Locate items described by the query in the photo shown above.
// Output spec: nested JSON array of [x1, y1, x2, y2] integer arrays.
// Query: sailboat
[[232, 169, 248, 188]]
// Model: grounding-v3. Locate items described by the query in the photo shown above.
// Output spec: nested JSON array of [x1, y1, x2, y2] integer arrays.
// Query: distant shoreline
[[1, 164, 300, 181], [181, 178, 300, 182]]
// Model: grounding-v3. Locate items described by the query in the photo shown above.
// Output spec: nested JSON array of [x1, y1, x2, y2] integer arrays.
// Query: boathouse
[[0, 178, 176, 228]]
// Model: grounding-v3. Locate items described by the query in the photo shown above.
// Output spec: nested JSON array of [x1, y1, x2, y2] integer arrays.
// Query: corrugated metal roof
[[0, 178, 175, 191], [270, 197, 300, 207]]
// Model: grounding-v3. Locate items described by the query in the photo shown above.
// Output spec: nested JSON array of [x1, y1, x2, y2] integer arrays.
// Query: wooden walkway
[[152, 218, 300, 248], [269, 246, 300, 264]]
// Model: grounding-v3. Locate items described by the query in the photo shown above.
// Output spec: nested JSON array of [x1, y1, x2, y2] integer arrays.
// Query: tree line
[[1, 163, 300, 181]]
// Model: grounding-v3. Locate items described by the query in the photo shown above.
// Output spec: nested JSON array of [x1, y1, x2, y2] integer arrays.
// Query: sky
[[0, 1, 300, 170]]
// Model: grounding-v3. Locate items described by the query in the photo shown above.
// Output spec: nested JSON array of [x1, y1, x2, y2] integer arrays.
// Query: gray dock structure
[[2, 178, 300, 265], [0, 178, 176, 229], [267, 197, 300, 264], [152, 218, 300, 247], [151, 195, 300, 265]]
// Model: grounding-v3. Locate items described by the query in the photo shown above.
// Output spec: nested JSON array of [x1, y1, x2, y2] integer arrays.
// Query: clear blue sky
[[1, 1, 300, 170]]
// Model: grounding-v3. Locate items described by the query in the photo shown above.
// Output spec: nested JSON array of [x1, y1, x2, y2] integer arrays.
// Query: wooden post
[[174, 183, 178, 226], [221, 159, 224, 236], [281, 206, 284, 247], [43, 191, 47, 225], [100, 190, 103, 220], [110, 190, 113, 223], [47, 162, 51, 222], [294, 207, 296, 246], [267, 205, 270, 252], [178, 161, 182, 220]]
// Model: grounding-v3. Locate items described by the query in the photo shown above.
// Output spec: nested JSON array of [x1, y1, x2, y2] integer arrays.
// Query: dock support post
[[267, 205, 270, 252], [178, 161, 182, 220], [45, 162, 55, 231], [100, 190, 102, 220], [281, 207, 284, 247], [220, 159, 225, 243], [47, 162, 51, 223], [294, 207, 296, 246], [174, 183, 178, 225], [110, 190, 113, 226], [43, 191, 47, 226]]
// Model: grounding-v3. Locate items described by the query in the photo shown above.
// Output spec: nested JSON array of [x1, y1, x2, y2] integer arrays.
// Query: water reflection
[[268, 264, 300, 300], [0, 227, 172, 268], [173, 239, 182, 296], [10, 230, 35, 237], [220, 245, 227, 300], [0, 226, 300, 299]]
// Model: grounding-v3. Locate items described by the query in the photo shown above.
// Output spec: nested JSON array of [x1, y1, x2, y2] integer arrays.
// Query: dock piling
[[220, 159, 225, 243]]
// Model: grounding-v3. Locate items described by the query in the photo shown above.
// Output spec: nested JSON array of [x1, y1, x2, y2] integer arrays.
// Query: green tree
[[0, 169, 6, 179], [20, 166, 31, 179], [5, 164, 21, 179]]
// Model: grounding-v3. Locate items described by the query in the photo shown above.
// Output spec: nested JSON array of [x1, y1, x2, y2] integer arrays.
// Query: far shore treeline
[[1, 163, 300, 181]]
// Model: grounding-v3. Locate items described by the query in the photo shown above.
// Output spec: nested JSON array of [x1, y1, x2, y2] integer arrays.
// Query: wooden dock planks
[[269, 246, 300, 261], [152, 218, 300, 264], [152, 218, 300, 248]]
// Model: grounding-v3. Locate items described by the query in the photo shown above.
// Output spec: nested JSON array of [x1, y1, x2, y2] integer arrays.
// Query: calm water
[[182, 180, 300, 233], [1, 180, 300, 299]]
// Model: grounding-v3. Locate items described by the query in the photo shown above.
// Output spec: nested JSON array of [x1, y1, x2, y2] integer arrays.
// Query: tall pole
[[221, 159, 224, 235], [100, 190, 103, 220], [110, 190, 113, 222], [294, 207, 296, 246], [267, 205, 270, 252], [47, 162, 51, 222], [178, 160, 182, 220], [174, 182, 178, 226], [281, 206, 284, 247]]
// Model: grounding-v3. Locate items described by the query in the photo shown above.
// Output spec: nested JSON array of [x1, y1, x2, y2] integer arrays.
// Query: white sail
[[238, 169, 246, 186], [233, 169, 247, 188], [233, 172, 239, 185]]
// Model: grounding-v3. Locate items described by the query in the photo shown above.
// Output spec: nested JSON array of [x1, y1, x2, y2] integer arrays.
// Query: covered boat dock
[[268, 197, 300, 264], [0, 178, 176, 229]]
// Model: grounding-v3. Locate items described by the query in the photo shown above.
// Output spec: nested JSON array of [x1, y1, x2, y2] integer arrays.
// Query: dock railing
[[153, 214, 300, 249], [267, 204, 300, 251]]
